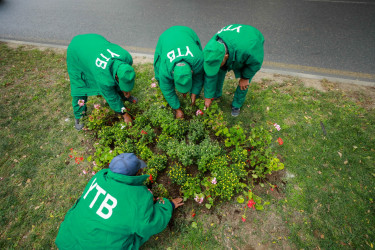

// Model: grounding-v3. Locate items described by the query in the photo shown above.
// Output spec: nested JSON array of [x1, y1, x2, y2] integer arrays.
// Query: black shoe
[[75, 119, 84, 131], [125, 96, 138, 104], [231, 107, 240, 117]]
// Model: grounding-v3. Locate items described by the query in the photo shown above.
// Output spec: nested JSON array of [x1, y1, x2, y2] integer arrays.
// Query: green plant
[[147, 154, 167, 172], [152, 183, 169, 199], [181, 177, 202, 200], [168, 163, 188, 185], [84, 103, 115, 131], [167, 140, 198, 167]]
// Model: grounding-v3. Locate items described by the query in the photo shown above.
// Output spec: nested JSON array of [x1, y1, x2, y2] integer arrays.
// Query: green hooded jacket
[[55, 169, 173, 249], [67, 34, 133, 113], [154, 26, 204, 109], [204, 24, 264, 99]]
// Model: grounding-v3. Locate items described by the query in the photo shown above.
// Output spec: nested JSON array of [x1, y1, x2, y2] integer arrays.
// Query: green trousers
[[206, 69, 249, 108]]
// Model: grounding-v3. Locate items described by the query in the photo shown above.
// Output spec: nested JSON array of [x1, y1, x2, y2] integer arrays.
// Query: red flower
[[141, 130, 148, 135], [69, 155, 73, 158], [247, 199, 256, 210], [241, 216, 246, 222], [278, 137, 284, 145], [70, 148, 73, 151], [192, 213, 196, 217], [79, 157, 83, 161], [132, 100, 136, 103], [149, 174, 153, 183], [271, 187, 274, 191]]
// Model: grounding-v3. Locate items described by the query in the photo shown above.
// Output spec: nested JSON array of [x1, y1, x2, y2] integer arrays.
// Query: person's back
[[56, 153, 182, 249]]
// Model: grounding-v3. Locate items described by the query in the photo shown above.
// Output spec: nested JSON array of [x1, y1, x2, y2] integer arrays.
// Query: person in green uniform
[[67, 34, 137, 130], [154, 26, 204, 119], [55, 153, 184, 249], [203, 24, 264, 116]]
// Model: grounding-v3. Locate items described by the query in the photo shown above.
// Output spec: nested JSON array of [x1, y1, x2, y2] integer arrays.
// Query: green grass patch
[[0, 43, 374, 249]]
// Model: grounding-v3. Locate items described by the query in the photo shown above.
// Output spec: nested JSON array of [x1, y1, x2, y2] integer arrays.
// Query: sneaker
[[231, 107, 240, 117], [125, 96, 138, 104], [75, 119, 84, 131]]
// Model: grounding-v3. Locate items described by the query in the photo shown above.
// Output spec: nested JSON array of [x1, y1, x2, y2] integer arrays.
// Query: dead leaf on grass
[[338, 152, 342, 158]]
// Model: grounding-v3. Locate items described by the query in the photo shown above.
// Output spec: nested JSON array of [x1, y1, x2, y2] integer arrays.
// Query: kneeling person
[[56, 153, 183, 249]]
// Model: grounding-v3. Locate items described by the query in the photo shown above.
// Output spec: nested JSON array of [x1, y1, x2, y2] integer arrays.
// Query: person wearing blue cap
[[203, 24, 264, 117], [154, 26, 204, 119], [67, 34, 138, 130], [56, 153, 183, 249]]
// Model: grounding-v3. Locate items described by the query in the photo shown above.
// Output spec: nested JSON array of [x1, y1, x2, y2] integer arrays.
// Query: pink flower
[[92, 161, 97, 166], [91, 171, 95, 175], [94, 104, 101, 110], [247, 199, 256, 210], [82, 170, 87, 175], [274, 123, 281, 131], [151, 82, 157, 88], [196, 109, 204, 116], [78, 99, 85, 107], [194, 195, 204, 204], [278, 137, 284, 145], [211, 177, 217, 185]]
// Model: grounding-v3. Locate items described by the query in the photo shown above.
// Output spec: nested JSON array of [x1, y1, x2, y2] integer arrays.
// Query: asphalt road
[[0, 0, 374, 82]]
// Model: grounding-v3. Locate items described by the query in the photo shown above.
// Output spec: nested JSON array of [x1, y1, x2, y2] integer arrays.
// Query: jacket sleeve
[[100, 83, 125, 113], [191, 70, 204, 96], [159, 74, 180, 110], [203, 73, 219, 99], [138, 198, 173, 246]]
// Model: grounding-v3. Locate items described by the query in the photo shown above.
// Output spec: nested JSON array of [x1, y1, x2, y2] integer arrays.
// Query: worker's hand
[[175, 108, 184, 119], [123, 91, 131, 99], [191, 93, 196, 106], [204, 98, 212, 108], [239, 78, 250, 91], [172, 197, 184, 209], [123, 113, 132, 124]]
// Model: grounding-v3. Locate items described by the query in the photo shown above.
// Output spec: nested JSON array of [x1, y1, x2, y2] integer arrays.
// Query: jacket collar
[[106, 169, 149, 186]]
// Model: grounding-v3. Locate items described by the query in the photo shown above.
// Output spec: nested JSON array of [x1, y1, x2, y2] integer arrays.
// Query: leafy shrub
[[147, 154, 167, 172], [168, 163, 188, 185], [84, 83, 284, 209]]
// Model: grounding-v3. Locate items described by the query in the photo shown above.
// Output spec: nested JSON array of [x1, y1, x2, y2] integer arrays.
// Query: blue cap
[[109, 153, 147, 176]]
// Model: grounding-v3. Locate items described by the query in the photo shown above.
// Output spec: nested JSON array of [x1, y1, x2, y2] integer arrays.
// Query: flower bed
[[83, 83, 284, 210]]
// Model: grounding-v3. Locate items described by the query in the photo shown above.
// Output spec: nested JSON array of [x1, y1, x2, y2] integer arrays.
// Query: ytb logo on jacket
[[167, 46, 194, 63], [217, 25, 242, 34], [95, 49, 120, 69], [83, 178, 117, 219]]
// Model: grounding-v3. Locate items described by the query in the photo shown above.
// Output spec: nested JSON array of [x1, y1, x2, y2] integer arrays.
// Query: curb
[[1, 38, 374, 87]]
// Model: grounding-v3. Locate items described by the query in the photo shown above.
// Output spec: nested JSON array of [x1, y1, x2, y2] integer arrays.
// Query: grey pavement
[[0, 0, 374, 83]]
